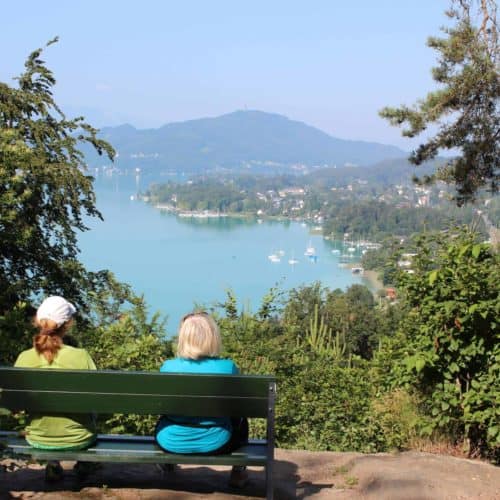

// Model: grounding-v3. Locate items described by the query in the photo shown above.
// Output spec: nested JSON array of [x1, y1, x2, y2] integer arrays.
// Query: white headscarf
[[36, 296, 77, 327]]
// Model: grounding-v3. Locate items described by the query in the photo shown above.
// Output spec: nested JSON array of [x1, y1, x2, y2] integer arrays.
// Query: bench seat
[[1, 432, 267, 466]]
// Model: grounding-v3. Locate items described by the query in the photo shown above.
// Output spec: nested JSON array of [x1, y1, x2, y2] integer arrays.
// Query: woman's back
[[155, 312, 248, 456], [14, 296, 97, 450], [156, 357, 239, 454], [15, 344, 96, 370]]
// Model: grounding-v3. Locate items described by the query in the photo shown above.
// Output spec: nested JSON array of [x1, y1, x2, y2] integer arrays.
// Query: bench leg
[[266, 461, 274, 500]]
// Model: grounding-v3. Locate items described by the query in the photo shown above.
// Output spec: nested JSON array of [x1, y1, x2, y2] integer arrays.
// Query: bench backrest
[[0, 368, 276, 418]]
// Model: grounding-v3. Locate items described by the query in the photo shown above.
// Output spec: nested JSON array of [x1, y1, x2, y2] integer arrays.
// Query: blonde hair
[[177, 313, 221, 360], [33, 318, 72, 364]]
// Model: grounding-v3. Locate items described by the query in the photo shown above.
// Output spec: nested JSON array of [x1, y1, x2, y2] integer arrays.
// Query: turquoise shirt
[[155, 357, 239, 454]]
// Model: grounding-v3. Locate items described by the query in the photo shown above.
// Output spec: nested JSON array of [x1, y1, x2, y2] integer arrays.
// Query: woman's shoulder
[[160, 357, 238, 374], [210, 358, 238, 373], [58, 345, 96, 369], [60, 344, 88, 355], [14, 348, 37, 367]]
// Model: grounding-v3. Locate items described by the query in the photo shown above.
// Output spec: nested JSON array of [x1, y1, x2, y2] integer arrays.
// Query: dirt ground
[[1, 449, 499, 499]]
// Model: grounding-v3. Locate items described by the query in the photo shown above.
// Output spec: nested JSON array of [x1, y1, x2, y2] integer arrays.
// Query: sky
[[1, 0, 451, 149]]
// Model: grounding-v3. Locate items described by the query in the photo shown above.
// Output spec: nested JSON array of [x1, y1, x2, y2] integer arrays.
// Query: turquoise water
[[78, 174, 367, 334]]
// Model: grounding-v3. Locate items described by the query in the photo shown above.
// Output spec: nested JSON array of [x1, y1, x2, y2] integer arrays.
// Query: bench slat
[[0, 368, 275, 417], [1, 368, 273, 395], [1, 433, 268, 466], [1, 391, 268, 417]]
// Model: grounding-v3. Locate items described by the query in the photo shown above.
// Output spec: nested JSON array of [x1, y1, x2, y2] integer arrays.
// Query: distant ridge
[[84, 110, 405, 171]]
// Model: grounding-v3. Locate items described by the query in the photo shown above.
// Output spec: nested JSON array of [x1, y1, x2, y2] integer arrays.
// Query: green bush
[[275, 355, 386, 452], [392, 229, 500, 459], [82, 297, 173, 435], [219, 290, 390, 452], [370, 388, 430, 450], [0, 302, 35, 365]]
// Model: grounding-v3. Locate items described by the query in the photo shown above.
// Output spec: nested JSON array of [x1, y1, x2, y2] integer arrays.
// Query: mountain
[[84, 110, 406, 172]]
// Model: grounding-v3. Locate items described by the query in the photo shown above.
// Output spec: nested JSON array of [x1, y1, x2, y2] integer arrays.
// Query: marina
[[79, 177, 372, 331]]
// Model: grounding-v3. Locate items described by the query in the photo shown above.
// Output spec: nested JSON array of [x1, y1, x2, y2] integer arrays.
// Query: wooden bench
[[0, 367, 276, 499]]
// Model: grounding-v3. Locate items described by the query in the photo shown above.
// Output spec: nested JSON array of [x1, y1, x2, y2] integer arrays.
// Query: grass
[[332, 464, 349, 475], [344, 475, 359, 487], [332, 462, 359, 489]]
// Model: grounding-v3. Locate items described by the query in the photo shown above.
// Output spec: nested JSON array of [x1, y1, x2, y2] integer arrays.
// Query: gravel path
[[2, 449, 499, 499]]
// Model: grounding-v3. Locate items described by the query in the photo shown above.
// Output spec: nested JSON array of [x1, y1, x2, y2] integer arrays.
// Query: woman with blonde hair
[[155, 311, 248, 487], [14, 296, 97, 480]]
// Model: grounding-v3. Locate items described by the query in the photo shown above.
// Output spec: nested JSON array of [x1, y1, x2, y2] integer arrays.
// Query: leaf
[[471, 244, 481, 259], [487, 426, 499, 438], [468, 304, 478, 314], [415, 358, 425, 373], [429, 270, 438, 285]]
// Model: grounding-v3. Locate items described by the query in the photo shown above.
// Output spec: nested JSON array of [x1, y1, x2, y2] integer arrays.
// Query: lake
[[78, 172, 369, 334]]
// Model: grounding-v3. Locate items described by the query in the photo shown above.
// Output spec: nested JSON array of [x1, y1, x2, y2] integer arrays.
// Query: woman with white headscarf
[[14, 296, 97, 480]]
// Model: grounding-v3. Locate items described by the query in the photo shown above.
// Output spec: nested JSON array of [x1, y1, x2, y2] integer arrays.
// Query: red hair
[[33, 318, 71, 364]]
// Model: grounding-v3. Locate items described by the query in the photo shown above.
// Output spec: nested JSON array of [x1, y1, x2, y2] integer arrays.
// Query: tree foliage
[[82, 297, 173, 435], [283, 282, 385, 359], [217, 284, 405, 452], [380, 0, 499, 204], [0, 39, 116, 314], [392, 229, 499, 458]]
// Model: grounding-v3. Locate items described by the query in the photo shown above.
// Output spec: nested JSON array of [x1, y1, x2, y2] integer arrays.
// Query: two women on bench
[[15, 298, 248, 487]]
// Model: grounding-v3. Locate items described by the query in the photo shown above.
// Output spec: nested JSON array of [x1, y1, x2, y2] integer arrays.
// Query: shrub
[[393, 229, 500, 459]]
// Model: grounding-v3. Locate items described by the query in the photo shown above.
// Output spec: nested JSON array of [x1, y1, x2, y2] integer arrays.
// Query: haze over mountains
[[84, 110, 406, 172]]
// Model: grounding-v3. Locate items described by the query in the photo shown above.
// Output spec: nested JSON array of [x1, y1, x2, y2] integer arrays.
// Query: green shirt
[[14, 345, 97, 449]]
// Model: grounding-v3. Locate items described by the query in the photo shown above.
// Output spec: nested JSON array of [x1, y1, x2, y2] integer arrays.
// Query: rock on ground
[[1, 449, 499, 499]]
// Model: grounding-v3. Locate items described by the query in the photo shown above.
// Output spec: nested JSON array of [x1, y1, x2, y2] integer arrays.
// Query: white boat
[[277, 249, 285, 257], [304, 242, 316, 256], [331, 249, 340, 255], [268, 254, 281, 263], [288, 251, 299, 265], [347, 247, 356, 253]]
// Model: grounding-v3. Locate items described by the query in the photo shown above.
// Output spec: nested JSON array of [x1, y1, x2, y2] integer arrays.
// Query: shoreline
[[152, 199, 386, 294], [153, 203, 306, 222]]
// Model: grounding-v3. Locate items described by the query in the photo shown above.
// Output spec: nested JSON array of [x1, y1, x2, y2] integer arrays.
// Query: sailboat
[[288, 251, 299, 265], [268, 251, 281, 263], [304, 241, 316, 256]]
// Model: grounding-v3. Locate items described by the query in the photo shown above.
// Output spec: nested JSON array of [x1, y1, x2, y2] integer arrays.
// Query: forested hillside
[[83, 110, 405, 172]]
